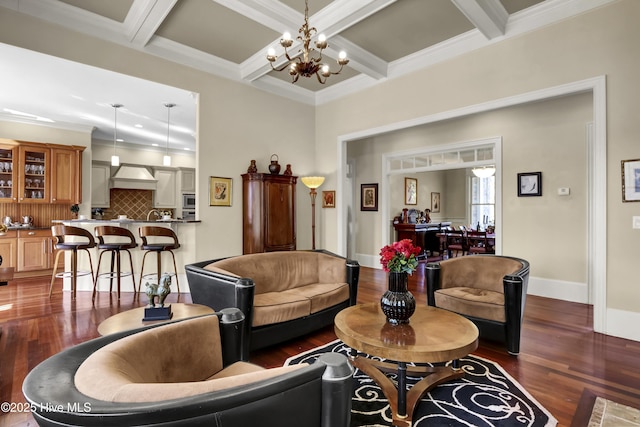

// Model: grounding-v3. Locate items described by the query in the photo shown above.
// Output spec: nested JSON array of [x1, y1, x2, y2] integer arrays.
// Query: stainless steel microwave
[[182, 193, 196, 209]]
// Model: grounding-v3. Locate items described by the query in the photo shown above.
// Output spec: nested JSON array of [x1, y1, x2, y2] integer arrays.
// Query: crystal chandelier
[[266, 0, 349, 84]]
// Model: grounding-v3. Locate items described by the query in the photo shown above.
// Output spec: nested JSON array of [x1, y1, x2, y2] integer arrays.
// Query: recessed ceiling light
[[183, 148, 189, 151], [116, 138, 124, 142], [152, 143, 159, 147], [134, 124, 143, 128]]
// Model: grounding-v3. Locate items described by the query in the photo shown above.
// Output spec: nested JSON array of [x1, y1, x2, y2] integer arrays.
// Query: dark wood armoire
[[242, 173, 297, 254]]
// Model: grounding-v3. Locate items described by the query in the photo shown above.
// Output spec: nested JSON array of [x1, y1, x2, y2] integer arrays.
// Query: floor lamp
[[301, 176, 325, 250]]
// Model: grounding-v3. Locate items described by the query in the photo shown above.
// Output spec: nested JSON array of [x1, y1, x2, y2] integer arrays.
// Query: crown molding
[[0, 0, 619, 107], [0, 114, 95, 134]]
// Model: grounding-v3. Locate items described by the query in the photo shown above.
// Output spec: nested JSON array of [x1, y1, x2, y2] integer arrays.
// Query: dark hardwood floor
[[1, 265, 640, 427]]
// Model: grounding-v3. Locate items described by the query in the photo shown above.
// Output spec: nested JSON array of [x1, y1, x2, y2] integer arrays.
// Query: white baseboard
[[527, 276, 589, 304], [605, 308, 640, 342], [355, 253, 380, 270]]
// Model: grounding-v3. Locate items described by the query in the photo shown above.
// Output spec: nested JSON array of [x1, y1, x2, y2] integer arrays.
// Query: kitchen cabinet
[[0, 139, 84, 204], [17, 229, 59, 272], [179, 168, 196, 192], [154, 168, 177, 208], [0, 230, 17, 269], [91, 162, 111, 208], [51, 147, 82, 204], [242, 173, 297, 254], [0, 144, 18, 202], [19, 145, 49, 203]]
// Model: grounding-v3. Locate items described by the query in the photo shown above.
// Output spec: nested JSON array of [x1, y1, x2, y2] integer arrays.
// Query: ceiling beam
[[450, 0, 507, 39], [125, 0, 178, 48]]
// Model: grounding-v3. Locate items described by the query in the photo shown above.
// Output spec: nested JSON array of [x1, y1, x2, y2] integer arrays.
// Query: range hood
[[110, 164, 157, 190]]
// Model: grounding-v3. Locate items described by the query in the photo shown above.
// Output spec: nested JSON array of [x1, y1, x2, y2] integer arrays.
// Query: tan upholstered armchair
[[23, 311, 353, 427], [426, 255, 530, 355]]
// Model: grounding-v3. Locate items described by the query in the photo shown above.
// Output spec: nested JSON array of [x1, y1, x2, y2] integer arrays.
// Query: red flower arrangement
[[379, 239, 421, 274]]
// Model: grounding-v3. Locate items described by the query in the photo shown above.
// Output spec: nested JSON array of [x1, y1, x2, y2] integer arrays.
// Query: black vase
[[380, 272, 416, 324]]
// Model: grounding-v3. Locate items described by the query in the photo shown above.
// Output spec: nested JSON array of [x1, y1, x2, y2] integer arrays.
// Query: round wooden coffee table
[[97, 303, 214, 335], [334, 303, 478, 427]]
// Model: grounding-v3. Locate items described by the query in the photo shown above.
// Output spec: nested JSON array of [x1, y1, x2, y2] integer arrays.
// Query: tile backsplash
[[98, 189, 172, 220]]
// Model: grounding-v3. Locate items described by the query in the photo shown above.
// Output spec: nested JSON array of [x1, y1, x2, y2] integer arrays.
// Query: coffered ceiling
[[0, 0, 611, 152]]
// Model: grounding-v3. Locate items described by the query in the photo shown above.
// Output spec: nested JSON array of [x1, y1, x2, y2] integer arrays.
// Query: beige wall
[[317, 1, 640, 314], [346, 93, 590, 284]]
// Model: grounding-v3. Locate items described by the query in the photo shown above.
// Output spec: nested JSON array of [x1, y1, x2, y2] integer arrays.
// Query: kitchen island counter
[[52, 220, 201, 295]]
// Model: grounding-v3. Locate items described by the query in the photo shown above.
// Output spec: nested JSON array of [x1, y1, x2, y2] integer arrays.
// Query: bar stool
[[93, 226, 138, 301], [49, 225, 96, 300], [138, 226, 181, 294]]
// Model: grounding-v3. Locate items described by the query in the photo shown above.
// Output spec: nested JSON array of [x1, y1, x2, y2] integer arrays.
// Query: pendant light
[[163, 103, 175, 166], [111, 103, 122, 166]]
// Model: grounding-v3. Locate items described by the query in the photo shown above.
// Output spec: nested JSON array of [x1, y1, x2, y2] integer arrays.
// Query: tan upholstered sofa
[[426, 255, 530, 355], [23, 311, 354, 427], [186, 250, 360, 358]]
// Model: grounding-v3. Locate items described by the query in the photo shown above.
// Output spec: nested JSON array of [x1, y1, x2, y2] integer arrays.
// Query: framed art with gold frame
[[404, 177, 417, 205], [209, 176, 232, 206], [322, 190, 335, 208], [431, 192, 441, 213]]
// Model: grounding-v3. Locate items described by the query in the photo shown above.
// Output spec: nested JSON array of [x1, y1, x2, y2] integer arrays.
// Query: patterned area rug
[[285, 339, 557, 427]]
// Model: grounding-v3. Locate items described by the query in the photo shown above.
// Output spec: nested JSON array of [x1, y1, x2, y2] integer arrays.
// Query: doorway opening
[[381, 138, 501, 253], [336, 76, 606, 334]]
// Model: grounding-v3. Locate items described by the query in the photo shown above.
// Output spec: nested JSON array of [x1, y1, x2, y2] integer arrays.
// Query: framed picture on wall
[[209, 176, 232, 206], [431, 192, 440, 213], [322, 190, 336, 208], [405, 178, 417, 205], [621, 158, 640, 202], [517, 172, 542, 197], [361, 183, 378, 211]]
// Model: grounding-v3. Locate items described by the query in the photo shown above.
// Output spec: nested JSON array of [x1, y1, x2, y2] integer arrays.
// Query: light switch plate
[[633, 216, 640, 229], [557, 187, 570, 196]]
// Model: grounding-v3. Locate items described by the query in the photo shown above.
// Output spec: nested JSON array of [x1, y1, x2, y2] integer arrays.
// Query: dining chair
[[467, 231, 495, 255], [446, 228, 467, 257]]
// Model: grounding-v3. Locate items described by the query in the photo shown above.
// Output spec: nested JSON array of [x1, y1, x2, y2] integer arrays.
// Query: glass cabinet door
[[0, 146, 17, 202], [20, 146, 49, 203]]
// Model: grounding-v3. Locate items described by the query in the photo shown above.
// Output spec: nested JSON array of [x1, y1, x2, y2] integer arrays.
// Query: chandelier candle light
[[266, 0, 349, 84], [301, 176, 325, 250], [111, 103, 123, 167], [379, 239, 421, 324], [163, 103, 175, 166]]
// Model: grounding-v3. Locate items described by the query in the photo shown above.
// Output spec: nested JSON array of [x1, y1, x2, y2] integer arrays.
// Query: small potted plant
[[70, 204, 80, 218]]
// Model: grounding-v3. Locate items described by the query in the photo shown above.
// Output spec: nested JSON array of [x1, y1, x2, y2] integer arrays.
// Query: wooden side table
[[334, 303, 478, 427], [97, 303, 215, 335]]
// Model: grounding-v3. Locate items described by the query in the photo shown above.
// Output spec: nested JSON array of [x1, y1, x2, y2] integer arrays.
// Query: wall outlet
[[633, 216, 640, 229]]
